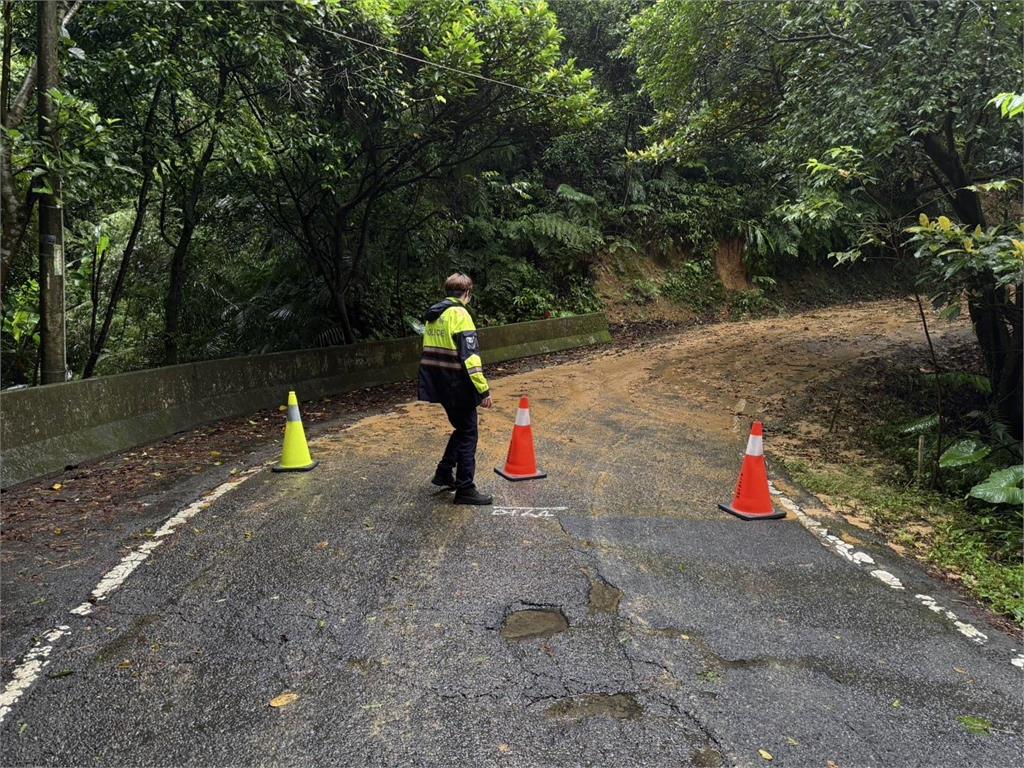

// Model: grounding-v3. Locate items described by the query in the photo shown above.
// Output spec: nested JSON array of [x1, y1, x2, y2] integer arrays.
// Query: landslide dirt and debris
[[1, 298, 968, 577], [0, 335, 669, 549]]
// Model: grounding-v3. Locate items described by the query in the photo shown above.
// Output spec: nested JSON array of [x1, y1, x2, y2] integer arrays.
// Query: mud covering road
[[1, 299, 1021, 766]]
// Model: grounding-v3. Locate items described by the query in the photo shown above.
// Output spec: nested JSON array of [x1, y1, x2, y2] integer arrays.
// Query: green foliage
[[660, 260, 723, 311], [906, 216, 1024, 304], [627, 278, 660, 305], [784, 458, 1023, 624], [900, 414, 940, 435], [939, 440, 992, 469], [1, 280, 40, 385], [969, 466, 1024, 507], [989, 92, 1024, 120], [726, 289, 781, 320]]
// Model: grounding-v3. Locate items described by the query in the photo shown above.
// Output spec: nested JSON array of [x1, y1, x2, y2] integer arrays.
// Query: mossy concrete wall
[[0, 312, 610, 488]]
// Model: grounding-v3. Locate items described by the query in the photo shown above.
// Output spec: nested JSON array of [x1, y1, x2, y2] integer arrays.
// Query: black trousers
[[437, 401, 478, 490]]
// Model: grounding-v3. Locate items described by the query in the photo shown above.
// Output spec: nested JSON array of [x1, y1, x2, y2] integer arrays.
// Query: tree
[[231, 0, 596, 342], [36, 0, 66, 383], [630, 0, 1023, 434]]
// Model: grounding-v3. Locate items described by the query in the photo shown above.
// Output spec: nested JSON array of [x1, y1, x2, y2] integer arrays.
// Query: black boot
[[431, 469, 456, 489], [453, 486, 493, 505]]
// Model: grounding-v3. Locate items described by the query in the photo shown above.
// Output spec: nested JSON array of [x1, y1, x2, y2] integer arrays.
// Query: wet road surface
[[1, 303, 1021, 766]]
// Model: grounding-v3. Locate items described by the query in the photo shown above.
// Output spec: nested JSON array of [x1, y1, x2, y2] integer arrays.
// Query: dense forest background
[[1, 0, 1021, 411]]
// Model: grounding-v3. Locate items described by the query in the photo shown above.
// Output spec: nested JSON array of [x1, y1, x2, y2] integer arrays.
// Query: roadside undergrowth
[[774, 340, 1024, 629], [781, 458, 1023, 626]]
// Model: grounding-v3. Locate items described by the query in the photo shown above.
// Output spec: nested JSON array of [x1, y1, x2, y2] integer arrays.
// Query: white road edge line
[[769, 482, 1006, 662], [0, 466, 262, 726]]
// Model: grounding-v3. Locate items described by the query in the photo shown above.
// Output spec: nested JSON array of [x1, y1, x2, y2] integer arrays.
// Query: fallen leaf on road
[[315, 541, 329, 550], [892, 698, 901, 709], [51, 483, 62, 491], [827, 761, 840, 768], [498, 744, 510, 753], [116, 659, 132, 670], [786, 737, 799, 746], [269, 692, 299, 708], [958, 715, 991, 735], [953, 667, 967, 674], [210, 451, 222, 458], [758, 748, 773, 761], [53, 528, 62, 535]]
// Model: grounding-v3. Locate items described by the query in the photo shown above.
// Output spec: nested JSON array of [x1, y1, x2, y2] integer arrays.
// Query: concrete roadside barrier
[[0, 313, 611, 488]]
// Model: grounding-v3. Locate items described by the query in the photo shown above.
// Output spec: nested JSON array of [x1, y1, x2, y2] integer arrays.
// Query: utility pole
[[37, 0, 66, 384]]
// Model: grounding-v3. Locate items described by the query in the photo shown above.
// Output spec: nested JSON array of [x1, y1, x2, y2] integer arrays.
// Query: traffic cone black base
[[272, 460, 319, 473], [718, 502, 784, 521], [495, 467, 547, 482]]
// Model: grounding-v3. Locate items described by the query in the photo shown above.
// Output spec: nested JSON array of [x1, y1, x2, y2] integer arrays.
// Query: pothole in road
[[544, 693, 642, 722], [586, 573, 623, 615], [500, 608, 568, 640], [691, 747, 725, 767]]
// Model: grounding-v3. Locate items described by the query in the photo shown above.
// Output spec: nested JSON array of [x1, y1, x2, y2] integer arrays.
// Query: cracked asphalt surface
[[1, 301, 1022, 766]]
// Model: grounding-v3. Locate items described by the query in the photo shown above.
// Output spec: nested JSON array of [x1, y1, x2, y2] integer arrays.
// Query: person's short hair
[[445, 272, 473, 296]]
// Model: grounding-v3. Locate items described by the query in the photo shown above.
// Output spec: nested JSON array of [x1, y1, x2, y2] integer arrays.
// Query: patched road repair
[[2, 300, 1021, 766]]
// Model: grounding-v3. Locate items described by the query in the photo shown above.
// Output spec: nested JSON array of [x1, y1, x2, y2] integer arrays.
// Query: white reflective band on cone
[[514, 408, 531, 427], [287, 405, 302, 422], [745, 435, 764, 456]]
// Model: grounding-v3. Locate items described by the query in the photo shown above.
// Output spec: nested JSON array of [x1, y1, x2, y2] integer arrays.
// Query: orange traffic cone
[[719, 421, 784, 520], [495, 396, 547, 481]]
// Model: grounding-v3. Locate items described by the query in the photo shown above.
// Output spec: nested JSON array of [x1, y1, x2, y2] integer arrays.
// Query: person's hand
[[481, 395, 493, 409]]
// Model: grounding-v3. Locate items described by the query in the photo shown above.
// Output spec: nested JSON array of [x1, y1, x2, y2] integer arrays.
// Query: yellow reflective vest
[[417, 296, 490, 406]]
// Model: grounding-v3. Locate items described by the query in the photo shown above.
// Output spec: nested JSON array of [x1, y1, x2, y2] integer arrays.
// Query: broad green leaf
[[939, 439, 991, 468], [969, 466, 1024, 506]]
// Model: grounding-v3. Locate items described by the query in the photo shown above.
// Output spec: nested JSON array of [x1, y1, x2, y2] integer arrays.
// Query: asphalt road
[[1, 309, 1021, 767]]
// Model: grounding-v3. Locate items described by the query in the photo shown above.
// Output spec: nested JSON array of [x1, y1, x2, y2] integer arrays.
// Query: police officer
[[418, 273, 494, 505]]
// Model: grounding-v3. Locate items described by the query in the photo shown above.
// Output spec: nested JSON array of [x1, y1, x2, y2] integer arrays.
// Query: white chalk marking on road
[[0, 625, 70, 724], [491, 506, 566, 519], [915, 594, 988, 644], [492, 506, 567, 512], [0, 466, 261, 726]]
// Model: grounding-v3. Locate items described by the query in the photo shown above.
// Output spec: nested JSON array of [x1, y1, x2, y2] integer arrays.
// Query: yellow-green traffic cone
[[272, 391, 318, 472]]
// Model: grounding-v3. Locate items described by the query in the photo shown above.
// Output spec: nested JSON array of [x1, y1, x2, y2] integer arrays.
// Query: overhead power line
[[314, 25, 553, 98]]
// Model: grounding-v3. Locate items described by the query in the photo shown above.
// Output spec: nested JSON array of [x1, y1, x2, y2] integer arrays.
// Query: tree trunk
[[970, 284, 1024, 440], [81, 72, 169, 378], [36, 0, 65, 384], [163, 66, 228, 365], [916, 118, 1022, 436]]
